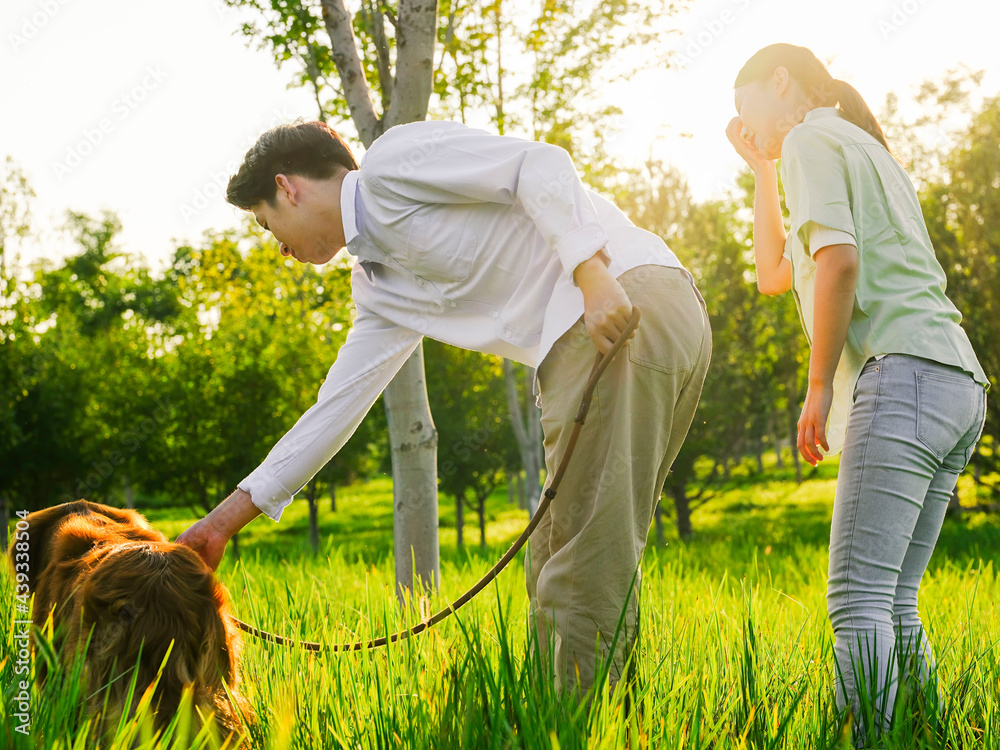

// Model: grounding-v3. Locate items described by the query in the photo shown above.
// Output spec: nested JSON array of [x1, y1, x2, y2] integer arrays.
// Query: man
[[177, 119, 711, 696]]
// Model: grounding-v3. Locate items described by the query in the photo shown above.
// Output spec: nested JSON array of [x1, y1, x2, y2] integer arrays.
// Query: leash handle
[[232, 306, 642, 653]]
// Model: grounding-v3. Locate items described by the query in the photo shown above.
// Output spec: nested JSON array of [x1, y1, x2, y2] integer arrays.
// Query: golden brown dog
[[9, 500, 253, 738]]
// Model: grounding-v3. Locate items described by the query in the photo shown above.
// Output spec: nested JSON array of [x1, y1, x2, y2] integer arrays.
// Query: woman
[[726, 43, 988, 743]]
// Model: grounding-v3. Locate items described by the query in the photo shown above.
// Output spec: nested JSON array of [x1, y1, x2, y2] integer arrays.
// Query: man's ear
[[274, 174, 298, 206]]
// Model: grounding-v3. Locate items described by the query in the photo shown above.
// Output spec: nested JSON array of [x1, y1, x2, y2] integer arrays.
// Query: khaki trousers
[[527, 265, 712, 694]]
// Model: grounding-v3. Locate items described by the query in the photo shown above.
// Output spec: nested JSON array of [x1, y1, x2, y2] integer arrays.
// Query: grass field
[[2, 456, 999, 749]]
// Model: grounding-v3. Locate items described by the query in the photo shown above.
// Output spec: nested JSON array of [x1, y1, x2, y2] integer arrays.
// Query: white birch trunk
[[503, 359, 543, 515], [320, 0, 441, 598], [384, 344, 440, 600]]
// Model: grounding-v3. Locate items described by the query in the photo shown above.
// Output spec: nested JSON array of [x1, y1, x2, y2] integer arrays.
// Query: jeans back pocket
[[914, 369, 983, 466]]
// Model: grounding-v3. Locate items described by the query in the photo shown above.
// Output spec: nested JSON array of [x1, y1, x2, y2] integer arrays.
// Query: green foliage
[[425, 340, 517, 548], [617, 161, 809, 521], [227, 0, 681, 190], [0, 215, 386, 513], [920, 93, 1000, 486]]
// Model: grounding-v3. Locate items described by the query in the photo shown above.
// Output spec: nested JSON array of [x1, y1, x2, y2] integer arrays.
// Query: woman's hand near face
[[726, 117, 774, 174], [726, 117, 791, 295]]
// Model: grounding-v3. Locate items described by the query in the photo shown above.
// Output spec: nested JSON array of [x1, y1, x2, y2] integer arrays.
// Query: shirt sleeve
[[361, 121, 608, 279], [808, 222, 857, 254], [780, 127, 857, 258], [238, 305, 423, 521]]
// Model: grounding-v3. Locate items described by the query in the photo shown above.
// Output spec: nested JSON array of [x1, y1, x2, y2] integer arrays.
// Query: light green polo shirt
[[780, 107, 988, 454]]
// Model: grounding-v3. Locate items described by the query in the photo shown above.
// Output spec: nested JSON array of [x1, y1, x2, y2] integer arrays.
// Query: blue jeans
[[828, 354, 987, 740]]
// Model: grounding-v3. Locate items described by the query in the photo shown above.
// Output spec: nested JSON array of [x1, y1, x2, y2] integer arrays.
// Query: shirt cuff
[[238, 465, 294, 522], [555, 222, 610, 281], [808, 222, 856, 256]]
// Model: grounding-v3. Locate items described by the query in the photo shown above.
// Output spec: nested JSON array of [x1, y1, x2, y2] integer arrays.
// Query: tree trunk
[[123, 473, 135, 509], [769, 411, 783, 469], [654, 498, 664, 547], [526, 367, 543, 512], [946, 485, 962, 516], [479, 494, 487, 549], [671, 483, 692, 542], [0, 492, 9, 552], [306, 482, 320, 555], [788, 375, 803, 484], [320, 0, 441, 602], [503, 359, 543, 515], [329, 483, 337, 513], [384, 344, 440, 601]]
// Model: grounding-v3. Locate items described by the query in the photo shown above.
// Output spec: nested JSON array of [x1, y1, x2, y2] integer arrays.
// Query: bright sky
[[3, 0, 998, 269]]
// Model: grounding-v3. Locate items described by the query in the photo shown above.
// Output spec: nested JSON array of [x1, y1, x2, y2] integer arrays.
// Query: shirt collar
[[341, 169, 361, 245], [804, 106, 841, 123]]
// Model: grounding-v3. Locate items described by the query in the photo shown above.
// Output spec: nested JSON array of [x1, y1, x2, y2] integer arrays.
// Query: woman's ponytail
[[735, 44, 894, 153], [832, 79, 890, 151]]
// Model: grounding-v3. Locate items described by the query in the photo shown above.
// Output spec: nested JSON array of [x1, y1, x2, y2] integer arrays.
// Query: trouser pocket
[[914, 369, 985, 469]]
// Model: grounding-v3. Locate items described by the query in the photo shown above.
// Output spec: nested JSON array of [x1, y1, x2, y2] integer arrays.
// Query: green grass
[[2, 461, 999, 749]]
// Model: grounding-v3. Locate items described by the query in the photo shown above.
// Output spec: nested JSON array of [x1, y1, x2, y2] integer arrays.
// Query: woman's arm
[[797, 242, 859, 465], [726, 118, 791, 296]]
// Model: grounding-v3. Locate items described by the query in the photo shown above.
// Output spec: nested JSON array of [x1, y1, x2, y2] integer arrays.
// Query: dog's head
[[74, 539, 249, 734]]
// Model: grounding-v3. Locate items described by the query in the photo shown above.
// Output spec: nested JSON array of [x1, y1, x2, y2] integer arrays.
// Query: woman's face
[[733, 68, 803, 160]]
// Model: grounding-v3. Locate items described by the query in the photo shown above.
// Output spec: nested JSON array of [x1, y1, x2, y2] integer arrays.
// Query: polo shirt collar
[[341, 169, 361, 245], [804, 107, 841, 123]]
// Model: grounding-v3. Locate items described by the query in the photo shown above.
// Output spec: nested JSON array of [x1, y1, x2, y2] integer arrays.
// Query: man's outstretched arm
[[176, 299, 422, 570]]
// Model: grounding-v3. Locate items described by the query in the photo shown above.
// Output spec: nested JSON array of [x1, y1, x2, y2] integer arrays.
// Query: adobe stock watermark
[[674, 0, 753, 68], [51, 65, 169, 181], [177, 106, 295, 222], [10, 510, 33, 736], [211, 0, 238, 21], [56, 397, 173, 503], [879, 0, 933, 39], [7, 0, 73, 53]]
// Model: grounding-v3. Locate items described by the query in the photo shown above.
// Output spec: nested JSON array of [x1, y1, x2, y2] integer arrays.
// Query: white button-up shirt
[[240, 120, 685, 520]]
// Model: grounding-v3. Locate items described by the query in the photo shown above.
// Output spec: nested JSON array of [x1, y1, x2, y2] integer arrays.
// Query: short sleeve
[[780, 127, 857, 258], [808, 222, 857, 255]]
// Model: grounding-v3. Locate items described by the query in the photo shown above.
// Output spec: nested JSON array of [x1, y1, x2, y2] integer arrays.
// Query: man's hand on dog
[[176, 521, 229, 572], [177, 488, 261, 571]]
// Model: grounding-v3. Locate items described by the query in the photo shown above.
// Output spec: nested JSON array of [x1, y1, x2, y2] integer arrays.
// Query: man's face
[[252, 174, 341, 265]]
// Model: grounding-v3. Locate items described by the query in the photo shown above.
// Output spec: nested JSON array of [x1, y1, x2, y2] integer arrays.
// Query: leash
[[230, 306, 642, 653]]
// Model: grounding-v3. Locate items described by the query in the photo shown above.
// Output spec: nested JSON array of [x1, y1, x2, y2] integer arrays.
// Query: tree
[[426, 341, 515, 550], [229, 0, 441, 596], [617, 161, 809, 539], [225, 0, 681, 591], [502, 359, 542, 514], [158, 223, 377, 558], [0, 211, 182, 516], [920, 93, 1000, 498], [882, 71, 998, 503], [0, 156, 34, 549]]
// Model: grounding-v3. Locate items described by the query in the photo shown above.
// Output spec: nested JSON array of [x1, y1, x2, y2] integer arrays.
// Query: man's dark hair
[[226, 120, 359, 210]]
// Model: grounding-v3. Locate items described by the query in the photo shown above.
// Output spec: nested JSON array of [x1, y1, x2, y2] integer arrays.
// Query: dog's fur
[[9, 500, 252, 737]]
